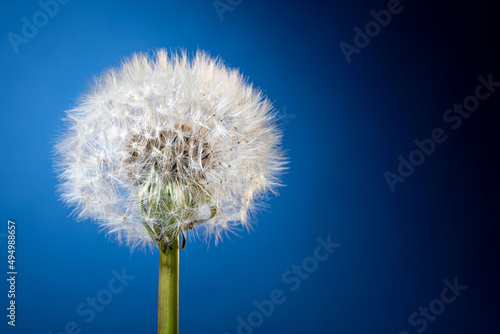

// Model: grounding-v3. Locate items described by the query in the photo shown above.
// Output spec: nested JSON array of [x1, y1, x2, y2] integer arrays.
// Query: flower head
[[55, 50, 286, 250]]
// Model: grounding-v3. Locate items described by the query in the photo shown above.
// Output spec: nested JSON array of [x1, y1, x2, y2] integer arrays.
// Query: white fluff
[[55, 49, 286, 250]]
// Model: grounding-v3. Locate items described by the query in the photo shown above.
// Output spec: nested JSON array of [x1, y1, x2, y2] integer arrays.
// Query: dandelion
[[54, 49, 286, 333]]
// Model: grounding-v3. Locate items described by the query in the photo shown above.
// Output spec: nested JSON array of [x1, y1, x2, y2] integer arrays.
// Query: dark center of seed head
[[126, 124, 211, 183]]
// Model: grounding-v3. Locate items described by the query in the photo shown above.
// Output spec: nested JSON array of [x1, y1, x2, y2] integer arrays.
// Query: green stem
[[158, 237, 179, 334]]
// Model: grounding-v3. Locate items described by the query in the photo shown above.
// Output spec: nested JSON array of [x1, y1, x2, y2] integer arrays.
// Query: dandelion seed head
[[55, 49, 286, 250]]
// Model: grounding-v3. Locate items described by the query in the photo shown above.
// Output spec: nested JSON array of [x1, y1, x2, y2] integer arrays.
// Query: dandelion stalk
[[158, 237, 179, 334]]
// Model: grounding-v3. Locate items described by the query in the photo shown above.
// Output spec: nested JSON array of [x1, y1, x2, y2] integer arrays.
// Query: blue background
[[1, 0, 499, 333]]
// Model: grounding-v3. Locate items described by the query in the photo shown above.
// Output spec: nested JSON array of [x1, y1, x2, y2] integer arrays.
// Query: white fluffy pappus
[[55, 49, 286, 250]]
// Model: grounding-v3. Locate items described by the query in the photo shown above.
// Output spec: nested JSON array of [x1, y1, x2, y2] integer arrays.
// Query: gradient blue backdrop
[[1, 0, 499, 333]]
